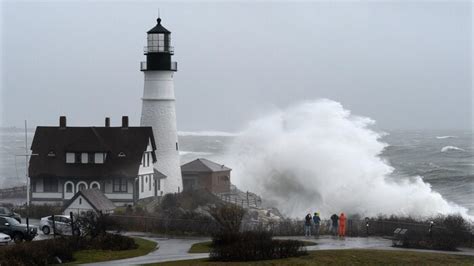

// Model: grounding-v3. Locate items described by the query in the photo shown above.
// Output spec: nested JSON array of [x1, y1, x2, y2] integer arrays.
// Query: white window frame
[[81, 153, 88, 164], [90, 181, 100, 189], [66, 153, 75, 163], [77, 181, 88, 192], [65, 181, 75, 193], [94, 153, 105, 164]]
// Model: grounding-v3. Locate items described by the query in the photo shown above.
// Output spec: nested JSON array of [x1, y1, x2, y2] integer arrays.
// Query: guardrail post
[[52, 214, 56, 238], [365, 218, 370, 237], [70, 212, 75, 236]]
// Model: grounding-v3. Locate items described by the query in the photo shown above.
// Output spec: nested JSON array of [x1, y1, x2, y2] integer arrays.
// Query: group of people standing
[[304, 212, 347, 238]]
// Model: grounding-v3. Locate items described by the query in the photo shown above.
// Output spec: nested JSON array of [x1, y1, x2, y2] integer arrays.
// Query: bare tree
[[209, 204, 246, 233]]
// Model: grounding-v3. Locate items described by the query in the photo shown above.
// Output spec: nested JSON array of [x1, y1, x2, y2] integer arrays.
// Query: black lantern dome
[[140, 18, 177, 72], [147, 18, 171, 34]]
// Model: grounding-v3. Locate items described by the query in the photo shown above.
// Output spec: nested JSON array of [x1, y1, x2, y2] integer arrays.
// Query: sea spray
[[224, 99, 470, 219]]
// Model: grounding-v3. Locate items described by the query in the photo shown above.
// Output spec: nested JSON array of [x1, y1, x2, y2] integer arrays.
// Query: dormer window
[[48, 150, 56, 157], [66, 152, 107, 164], [118, 152, 126, 158], [95, 153, 105, 164], [81, 153, 88, 164], [66, 152, 75, 163]]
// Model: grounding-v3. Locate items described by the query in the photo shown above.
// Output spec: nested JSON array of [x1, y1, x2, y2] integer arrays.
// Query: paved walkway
[[278, 236, 474, 257], [83, 233, 211, 266], [82, 234, 474, 265]]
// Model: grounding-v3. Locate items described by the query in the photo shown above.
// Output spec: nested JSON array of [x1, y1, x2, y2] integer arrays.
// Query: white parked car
[[40, 215, 80, 236], [0, 232, 11, 245]]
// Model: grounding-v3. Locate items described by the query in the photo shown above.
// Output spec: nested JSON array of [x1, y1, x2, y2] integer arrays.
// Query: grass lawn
[[69, 237, 157, 264], [188, 240, 317, 254], [154, 249, 474, 265]]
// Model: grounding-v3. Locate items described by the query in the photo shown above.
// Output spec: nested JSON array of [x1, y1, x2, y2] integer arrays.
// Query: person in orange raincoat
[[338, 213, 347, 237]]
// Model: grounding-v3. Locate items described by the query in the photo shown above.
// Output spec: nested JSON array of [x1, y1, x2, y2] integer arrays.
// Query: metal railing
[[140, 61, 177, 71], [144, 46, 174, 54], [108, 214, 474, 247], [170, 61, 177, 71], [216, 192, 262, 208], [140, 61, 147, 71]]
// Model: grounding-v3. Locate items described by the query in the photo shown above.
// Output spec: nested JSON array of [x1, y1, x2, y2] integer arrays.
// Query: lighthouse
[[140, 17, 182, 194]]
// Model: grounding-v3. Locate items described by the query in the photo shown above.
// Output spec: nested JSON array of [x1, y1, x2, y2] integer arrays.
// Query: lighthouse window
[[148, 34, 159, 52], [158, 34, 165, 52]]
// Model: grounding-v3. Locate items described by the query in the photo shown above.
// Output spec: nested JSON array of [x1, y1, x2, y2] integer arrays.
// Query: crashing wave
[[179, 151, 212, 156], [178, 131, 239, 137], [224, 99, 471, 219], [441, 146, 465, 152]]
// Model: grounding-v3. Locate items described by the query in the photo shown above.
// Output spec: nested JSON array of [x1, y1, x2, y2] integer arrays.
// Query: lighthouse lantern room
[[141, 18, 177, 71]]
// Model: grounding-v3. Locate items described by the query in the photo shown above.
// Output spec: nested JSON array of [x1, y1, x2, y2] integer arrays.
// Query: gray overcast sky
[[1, 1, 472, 131]]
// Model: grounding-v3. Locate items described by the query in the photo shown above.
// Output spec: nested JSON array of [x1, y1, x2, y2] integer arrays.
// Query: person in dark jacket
[[330, 213, 339, 236], [304, 213, 312, 237], [312, 212, 321, 237]]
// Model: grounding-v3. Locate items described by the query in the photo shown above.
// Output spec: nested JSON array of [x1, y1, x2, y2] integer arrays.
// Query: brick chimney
[[122, 116, 129, 129], [59, 116, 67, 129]]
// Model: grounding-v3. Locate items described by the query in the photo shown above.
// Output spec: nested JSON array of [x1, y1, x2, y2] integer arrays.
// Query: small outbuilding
[[64, 188, 116, 215], [181, 158, 231, 193]]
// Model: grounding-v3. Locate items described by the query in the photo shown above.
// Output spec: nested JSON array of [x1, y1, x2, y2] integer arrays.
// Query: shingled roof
[[181, 158, 231, 173], [29, 123, 156, 178], [66, 188, 116, 213], [154, 168, 167, 179]]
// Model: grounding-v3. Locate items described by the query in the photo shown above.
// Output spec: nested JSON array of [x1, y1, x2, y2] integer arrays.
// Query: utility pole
[[14, 121, 37, 205], [24, 120, 29, 206]]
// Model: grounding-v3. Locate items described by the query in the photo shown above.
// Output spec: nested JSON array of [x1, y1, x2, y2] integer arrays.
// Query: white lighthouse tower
[[140, 17, 182, 194]]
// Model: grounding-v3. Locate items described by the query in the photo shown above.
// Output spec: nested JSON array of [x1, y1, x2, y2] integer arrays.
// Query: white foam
[[223, 99, 471, 220], [436, 136, 457, 139], [441, 146, 465, 152], [179, 151, 212, 156], [178, 131, 239, 137]]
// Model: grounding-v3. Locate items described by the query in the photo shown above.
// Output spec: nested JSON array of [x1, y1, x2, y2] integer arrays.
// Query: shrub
[[209, 204, 246, 233], [75, 212, 119, 237], [0, 233, 139, 265], [160, 193, 180, 210], [88, 233, 137, 251], [0, 238, 75, 265], [210, 231, 306, 261]]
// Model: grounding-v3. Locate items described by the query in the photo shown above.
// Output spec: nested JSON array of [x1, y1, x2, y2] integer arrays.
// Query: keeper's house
[[28, 116, 163, 206]]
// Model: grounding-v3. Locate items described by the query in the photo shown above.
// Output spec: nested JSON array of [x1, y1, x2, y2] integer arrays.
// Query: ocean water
[[180, 130, 473, 217], [1, 127, 472, 216]]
